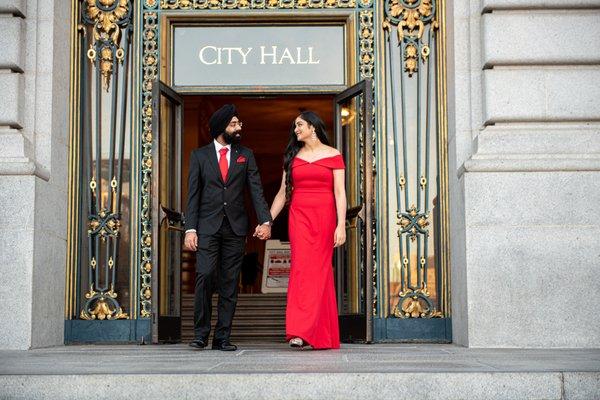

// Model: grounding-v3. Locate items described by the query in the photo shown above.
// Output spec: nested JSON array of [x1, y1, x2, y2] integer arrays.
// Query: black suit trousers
[[193, 217, 245, 343]]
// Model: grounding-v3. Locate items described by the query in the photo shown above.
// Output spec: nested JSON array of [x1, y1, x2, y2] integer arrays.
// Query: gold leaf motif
[[402, 296, 425, 318], [386, 0, 434, 76], [82, 297, 129, 320], [161, 0, 356, 9], [144, 262, 152, 273], [408, 205, 418, 217], [84, 0, 130, 90], [84, 283, 97, 298], [90, 298, 112, 320], [405, 44, 418, 76]]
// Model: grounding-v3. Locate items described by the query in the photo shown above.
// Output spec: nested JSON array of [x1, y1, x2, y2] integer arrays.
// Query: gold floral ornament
[[81, 284, 129, 320], [80, 297, 128, 320], [404, 44, 418, 76], [384, 0, 436, 76], [84, 0, 130, 90], [388, 0, 432, 40], [394, 285, 443, 318], [160, 0, 356, 9]]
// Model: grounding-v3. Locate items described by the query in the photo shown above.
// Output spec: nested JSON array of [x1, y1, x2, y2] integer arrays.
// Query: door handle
[[345, 205, 364, 229], [160, 205, 185, 232], [346, 205, 364, 221]]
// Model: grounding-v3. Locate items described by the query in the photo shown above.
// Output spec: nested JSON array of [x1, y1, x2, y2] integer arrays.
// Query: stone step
[[1, 345, 598, 400]]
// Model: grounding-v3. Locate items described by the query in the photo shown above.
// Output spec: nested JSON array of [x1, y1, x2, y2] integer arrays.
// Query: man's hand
[[253, 224, 271, 240], [184, 232, 198, 251]]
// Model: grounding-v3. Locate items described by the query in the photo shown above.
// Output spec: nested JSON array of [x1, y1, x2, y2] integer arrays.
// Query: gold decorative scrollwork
[[359, 11, 374, 79], [88, 210, 121, 241], [388, 0, 432, 40], [383, 0, 437, 76], [141, 1, 378, 323], [80, 298, 128, 320], [81, 284, 129, 320], [84, 0, 131, 90], [398, 205, 429, 242], [394, 285, 442, 318], [160, 0, 355, 9], [140, 11, 159, 319]]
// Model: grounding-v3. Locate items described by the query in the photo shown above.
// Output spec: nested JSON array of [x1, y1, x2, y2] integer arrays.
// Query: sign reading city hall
[[173, 26, 345, 87]]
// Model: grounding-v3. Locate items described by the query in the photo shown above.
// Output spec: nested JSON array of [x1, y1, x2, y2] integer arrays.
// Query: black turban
[[209, 104, 238, 138]]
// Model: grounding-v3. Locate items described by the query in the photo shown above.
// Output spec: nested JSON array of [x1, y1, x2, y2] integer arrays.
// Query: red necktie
[[219, 147, 229, 182]]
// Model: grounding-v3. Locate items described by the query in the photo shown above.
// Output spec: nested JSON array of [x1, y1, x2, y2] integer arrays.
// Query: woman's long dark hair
[[283, 111, 331, 202]]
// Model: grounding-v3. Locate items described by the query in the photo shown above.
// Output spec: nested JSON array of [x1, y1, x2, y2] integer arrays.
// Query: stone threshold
[[0, 344, 598, 399]]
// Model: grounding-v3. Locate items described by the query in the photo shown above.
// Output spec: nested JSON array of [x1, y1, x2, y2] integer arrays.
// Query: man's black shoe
[[211, 341, 237, 351], [189, 339, 207, 350]]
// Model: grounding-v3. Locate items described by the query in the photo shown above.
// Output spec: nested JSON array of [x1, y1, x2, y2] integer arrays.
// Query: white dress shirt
[[213, 139, 231, 167], [185, 140, 270, 234]]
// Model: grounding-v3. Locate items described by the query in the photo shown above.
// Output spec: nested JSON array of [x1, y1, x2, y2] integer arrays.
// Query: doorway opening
[[179, 94, 335, 343]]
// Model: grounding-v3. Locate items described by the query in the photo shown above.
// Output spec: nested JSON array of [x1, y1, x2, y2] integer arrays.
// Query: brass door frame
[[151, 80, 184, 343], [136, 4, 376, 331], [334, 78, 373, 343]]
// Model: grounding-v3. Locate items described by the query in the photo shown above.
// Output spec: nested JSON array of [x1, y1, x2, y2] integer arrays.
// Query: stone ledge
[[482, 0, 600, 11], [475, 123, 600, 155], [0, 72, 23, 128], [482, 11, 600, 66], [0, 16, 24, 71], [0, 372, 580, 400], [0, 0, 26, 17], [461, 155, 600, 174], [0, 160, 50, 180], [483, 67, 600, 123], [1, 345, 597, 398]]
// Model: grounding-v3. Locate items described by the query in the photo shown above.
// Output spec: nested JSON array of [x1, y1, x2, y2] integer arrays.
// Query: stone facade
[[0, 0, 598, 350], [448, 0, 600, 347], [0, 0, 70, 350]]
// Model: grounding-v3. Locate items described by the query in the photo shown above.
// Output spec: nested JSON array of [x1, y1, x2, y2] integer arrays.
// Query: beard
[[223, 130, 242, 144]]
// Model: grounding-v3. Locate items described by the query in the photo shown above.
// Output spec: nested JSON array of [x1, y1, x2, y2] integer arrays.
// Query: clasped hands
[[253, 224, 271, 240], [183, 224, 271, 251]]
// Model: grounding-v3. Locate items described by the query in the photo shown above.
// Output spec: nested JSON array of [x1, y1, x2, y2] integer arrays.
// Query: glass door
[[151, 81, 184, 343], [334, 79, 374, 343]]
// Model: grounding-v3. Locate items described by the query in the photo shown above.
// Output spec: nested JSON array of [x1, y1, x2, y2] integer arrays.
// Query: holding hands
[[253, 224, 272, 240]]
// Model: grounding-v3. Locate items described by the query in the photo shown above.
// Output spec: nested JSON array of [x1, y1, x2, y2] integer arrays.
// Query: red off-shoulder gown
[[286, 154, 345, 349]]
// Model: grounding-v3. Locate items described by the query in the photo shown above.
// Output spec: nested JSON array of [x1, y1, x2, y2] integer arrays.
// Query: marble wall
[[0, 0, 69, 350], [448, 0, 600, 347]]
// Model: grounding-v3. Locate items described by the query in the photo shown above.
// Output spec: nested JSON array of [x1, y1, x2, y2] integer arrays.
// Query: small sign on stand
[[261, 240, 291, 293]]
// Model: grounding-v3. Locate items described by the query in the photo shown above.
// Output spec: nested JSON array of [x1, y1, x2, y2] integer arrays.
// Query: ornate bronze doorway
[[65, 0, 450, 344]]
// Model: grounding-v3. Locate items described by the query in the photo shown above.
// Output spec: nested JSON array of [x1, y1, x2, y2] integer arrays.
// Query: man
[[184, 104, 272, 351]]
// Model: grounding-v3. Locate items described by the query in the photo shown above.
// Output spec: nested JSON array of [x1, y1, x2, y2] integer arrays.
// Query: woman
[[269, 111, 346, 350]]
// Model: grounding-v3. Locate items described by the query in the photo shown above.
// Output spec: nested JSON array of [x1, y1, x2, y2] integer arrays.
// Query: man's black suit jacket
[[184, 142, 272, 236]]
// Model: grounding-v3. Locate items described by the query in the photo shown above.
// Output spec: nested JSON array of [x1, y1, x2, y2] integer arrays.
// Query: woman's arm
[[333, 169, 347, 247], [270, 171, 287, 221]]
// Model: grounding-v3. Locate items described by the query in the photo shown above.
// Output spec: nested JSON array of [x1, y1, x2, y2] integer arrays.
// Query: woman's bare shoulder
[[323, 145, 341, 157]]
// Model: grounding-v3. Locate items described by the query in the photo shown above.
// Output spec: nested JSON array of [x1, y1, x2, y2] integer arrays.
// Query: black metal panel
[[374, 317, 452, 343], [65, 319, 152, 344]]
